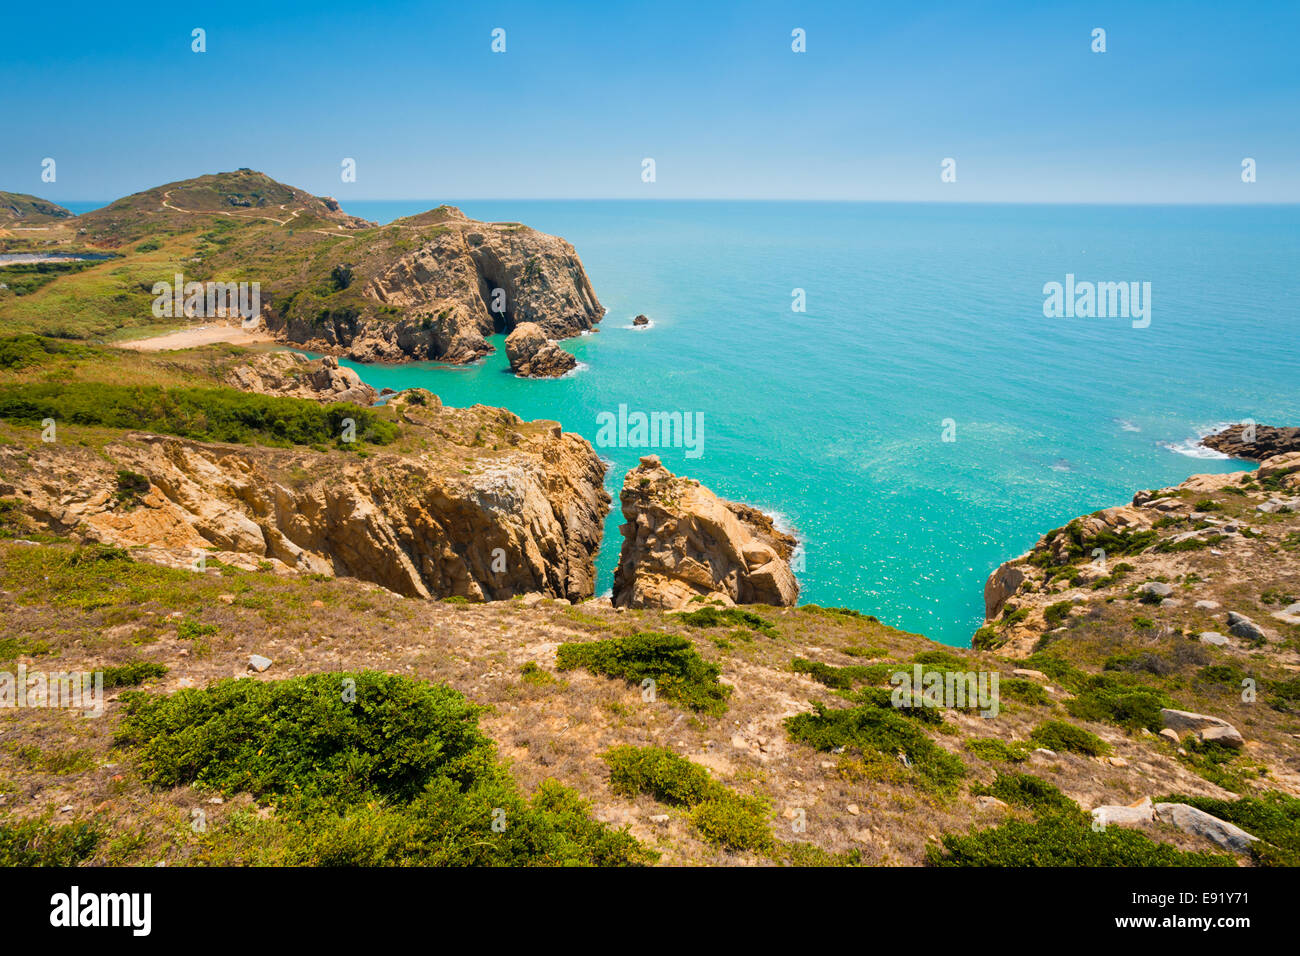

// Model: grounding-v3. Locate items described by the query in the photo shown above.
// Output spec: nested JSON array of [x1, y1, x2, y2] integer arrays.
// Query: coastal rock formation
[[224, 351, 379, 405], [977, 448, 1300, 657], [611, 455, 799, 609], [504, 322, 577, 378], [632, 314, 650, 327], [0, 191, 74, 224], [0, 401, 609, 602], [265, 205, 604, 364], [1202, 423, 1300, 461]]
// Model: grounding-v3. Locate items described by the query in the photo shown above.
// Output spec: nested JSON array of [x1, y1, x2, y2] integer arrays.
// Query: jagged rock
[[1201, 423, 1300, 461], [611, 456, 798, 610], [632, 314, 650, 326], [268, 206, 604, 364], [225, 352, 378, 405], [1226, 611, 1265, 643], [0, 403, 609, 603], [504, 322, 577, 378], [1159, 709, 1244, 749], [1153, 802, 1258, 852], [983, 562, 1025, 619], [248, 654, 273, 673]]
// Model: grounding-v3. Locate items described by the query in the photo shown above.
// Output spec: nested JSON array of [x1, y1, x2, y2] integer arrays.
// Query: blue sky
[[4, 0, 1298, 202]]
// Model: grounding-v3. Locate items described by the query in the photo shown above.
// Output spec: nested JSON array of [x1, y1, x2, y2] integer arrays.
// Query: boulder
[[632, 314, 650, 326], [1159, 709, 1244, 749], [1090, 797, 1153, 829], [1153, 802, 1258, 852], [611, 456, 798, 610], [1271, 602, 1300, 626], [1226, 611, 1266, 643], [504, 322, 577, 378], [225, 351, 378, 405], [1199, 632, 1230, 646], [984, 562, 1025, 619]]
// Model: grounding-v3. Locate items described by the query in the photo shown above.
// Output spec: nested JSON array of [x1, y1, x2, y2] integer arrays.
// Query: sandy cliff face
[[611, 455, 799, 609], [265, 207, 604, 364], [0, 394, 609, 602]]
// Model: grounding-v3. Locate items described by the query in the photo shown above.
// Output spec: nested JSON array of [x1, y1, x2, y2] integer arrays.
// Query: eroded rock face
[[224, 352, 378, 405], [504, 322, 577, 378], [0, 399, 609, 602], [265, 207, 604, 364], [1202, 423, 1300, 462], [611, 455, 798, 609]]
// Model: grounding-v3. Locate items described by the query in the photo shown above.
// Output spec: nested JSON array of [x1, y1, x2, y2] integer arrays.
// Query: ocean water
[[318, 201, 1293, 644]]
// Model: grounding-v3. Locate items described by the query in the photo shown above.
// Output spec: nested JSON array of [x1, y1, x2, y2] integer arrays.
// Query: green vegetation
[[0, 333, 91, 369], [1029, 720, 1111, 756], [675, 606, 776, 635], [116, 672, 651, 866], [0, 381, 398, 449], [964, 738, 1030, 763], [785, 700, 965, 793], [790, 656, 893, 690], [0, 815, 101, 866], [100, 660, 168, 688], [556, 632, 731, 715], [971, 772, 1078, 815], [927, 816, 1234, 867], [1063, 672, 1176, 732]]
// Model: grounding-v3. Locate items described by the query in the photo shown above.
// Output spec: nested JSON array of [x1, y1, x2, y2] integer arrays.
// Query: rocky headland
[[611, 455, 799, 609]]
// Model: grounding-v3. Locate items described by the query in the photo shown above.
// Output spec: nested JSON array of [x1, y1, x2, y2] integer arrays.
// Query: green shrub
[[676, 606, 776, 635], [927, 817, 1234, 866], [602, 745, 772, 853], [964, 738, 1030, 763], [791, 657, 893, 690], [100, 660, 168, 688], [0, 815, 101, 866], [556, 632, 730, 715], [1043, 601, 1074, 627], [1029, 720, 1111, 756], [117, 672, 650, 866], [785, 701, 965, 793], [971, 773, 1081, 818], [0, 334, 90, 370], [1064, 674, 1175, 732], [997, 677, 1051, 707], [604, 746, 717, 806]]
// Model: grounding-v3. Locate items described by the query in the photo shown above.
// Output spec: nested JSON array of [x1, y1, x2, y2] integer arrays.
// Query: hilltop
[[0, 192, 73, 227], [0, 170, 602, 364]]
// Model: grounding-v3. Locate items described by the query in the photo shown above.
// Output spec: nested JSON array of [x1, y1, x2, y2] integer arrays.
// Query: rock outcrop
[[1202, 423, 1300, 461], [224, 351, 378, 405], [0, 396, 609, 602], [611, 455, 799, 610], [264, 206, 604, 364], [977, 448, 1300, 656], [504, 322, 577, 378]]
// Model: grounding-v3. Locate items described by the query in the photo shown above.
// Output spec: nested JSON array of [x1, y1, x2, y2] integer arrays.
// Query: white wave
[[624, 318, 654, 330], [1160, 438, 1230, 460], [560, 361, 590, 379], [1116, 419, 1140, 433]]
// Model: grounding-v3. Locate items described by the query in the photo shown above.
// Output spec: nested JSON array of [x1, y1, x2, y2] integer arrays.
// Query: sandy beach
[[117, 324, 278, 351]]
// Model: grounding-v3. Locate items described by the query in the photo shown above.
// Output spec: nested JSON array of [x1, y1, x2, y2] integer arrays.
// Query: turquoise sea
[[251, 201, 1300, 644]]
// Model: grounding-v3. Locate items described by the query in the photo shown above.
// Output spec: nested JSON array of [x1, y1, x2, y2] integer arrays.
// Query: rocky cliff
[[979, 447, 1300, 657], [260, 205, 604, 364], [611, 455, 799, 609], [224, 351, 378, 405], [0, 390, 609, 602]]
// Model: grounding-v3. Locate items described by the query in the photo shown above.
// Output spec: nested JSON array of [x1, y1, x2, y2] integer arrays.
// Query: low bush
[[557, 632, 730, 715], [1029, 720, 1111, 756]]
